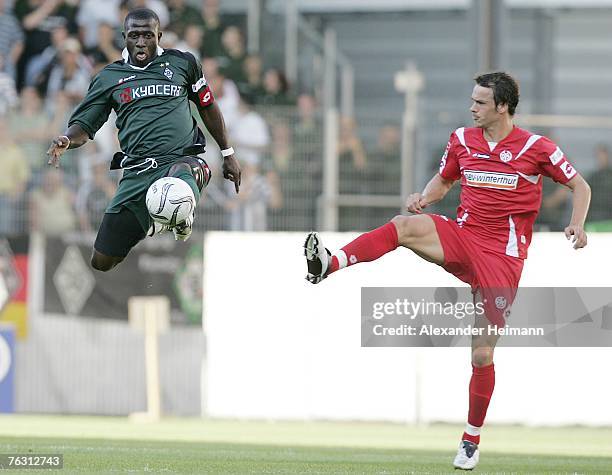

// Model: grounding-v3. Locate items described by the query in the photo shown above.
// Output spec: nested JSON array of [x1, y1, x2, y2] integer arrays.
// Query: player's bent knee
[[391, 215, 432, 243], [90, 253, 123, 272], [472, 346, 495, 367]]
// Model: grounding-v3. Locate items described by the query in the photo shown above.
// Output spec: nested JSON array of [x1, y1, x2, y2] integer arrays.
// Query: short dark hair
[[124, 8, 160, 30], [474, 71, 520, 116]]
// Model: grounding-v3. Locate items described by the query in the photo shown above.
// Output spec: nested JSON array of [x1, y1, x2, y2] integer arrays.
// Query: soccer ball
[[146, 177, 195, 226]]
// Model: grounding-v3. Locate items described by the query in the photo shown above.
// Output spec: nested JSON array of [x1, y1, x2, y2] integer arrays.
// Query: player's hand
[[222, 154, 241, 193], [565, 224, 587, 249], [46, 135, 71, 168], [405, 193, 428, 214]]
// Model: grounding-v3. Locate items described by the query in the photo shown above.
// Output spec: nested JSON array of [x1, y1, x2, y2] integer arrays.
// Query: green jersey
[[69, 47, 212, 165]]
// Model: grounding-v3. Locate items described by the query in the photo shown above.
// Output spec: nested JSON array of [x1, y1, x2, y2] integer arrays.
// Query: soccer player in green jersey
[[46, 8, 241, 272]]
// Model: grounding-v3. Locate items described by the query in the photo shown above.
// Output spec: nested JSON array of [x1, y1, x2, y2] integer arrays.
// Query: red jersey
[[438, 126, 577, 259]]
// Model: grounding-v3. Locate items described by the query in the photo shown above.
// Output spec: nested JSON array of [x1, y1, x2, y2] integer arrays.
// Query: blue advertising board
[[0, 326, 15, 412]]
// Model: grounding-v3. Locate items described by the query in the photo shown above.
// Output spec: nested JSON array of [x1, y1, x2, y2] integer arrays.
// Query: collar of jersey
[[122, 46, 165, 70]]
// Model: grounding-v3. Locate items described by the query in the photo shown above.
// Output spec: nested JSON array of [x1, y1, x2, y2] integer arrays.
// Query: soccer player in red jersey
[[304, 72, 591, 470]]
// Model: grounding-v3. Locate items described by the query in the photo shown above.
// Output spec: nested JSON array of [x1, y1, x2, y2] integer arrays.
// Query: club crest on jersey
[[499, 150, 513, 162], [164, 67, 173, 80]]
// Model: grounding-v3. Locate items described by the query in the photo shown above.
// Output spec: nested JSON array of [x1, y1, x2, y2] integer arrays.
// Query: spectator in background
[[585, 143, 612, 223], [219, 25, 246, 84], [29, 167, 76, 236], [368, 124, 401, 195], [76, 149, 117, 233], [24, 23, 68, 94], [175, 24, 203, 61], [0, 55, 18, 115], [167, 0, 202, 37], [199, 0, 227, 60], [159, 30, 179, 50], [338, 115, 367, 195], [14, 0, 79, 90], [241, 54, 265, 97], [225, 92, 281, 231], [84, 22, 122, 72], [0, 118, 30, 235], [260, 68, 293, 106], [9, 86, 51, 184], [293, 93, 319, 160], [76, 0, 119, 50], [0, 0, 25, 80], [46, 36, 92, 106]]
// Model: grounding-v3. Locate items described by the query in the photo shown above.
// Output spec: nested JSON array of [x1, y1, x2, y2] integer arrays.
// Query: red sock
[[462, 363, 495, 445], [328, 222, 399, 274]]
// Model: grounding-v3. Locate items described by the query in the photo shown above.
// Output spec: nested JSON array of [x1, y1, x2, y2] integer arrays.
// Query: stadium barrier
[[203, 231, 612, 425]]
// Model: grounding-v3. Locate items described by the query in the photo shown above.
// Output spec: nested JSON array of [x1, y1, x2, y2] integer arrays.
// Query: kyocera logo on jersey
[[549, 147, 564, 165], [118, 84, 183, 103], [464, 170, 519, 190], [560, 161, 577, 179], [499, 150, 513, 162]]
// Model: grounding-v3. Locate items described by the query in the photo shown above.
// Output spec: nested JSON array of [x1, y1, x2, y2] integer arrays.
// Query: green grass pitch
[[0, 415, 610, 473]]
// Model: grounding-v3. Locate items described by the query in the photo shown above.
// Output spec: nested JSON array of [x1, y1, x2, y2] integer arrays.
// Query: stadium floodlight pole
[[341, 64, 354, 120], [322, 28, 339, 231], [284, 0, 298, 85], [247, 0, 262, 54], [394, 62, 424, 213]]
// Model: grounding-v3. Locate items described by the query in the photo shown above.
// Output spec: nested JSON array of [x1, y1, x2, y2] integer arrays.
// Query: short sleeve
[[185, 52, 215, 107], [438, 132, 461, 181], [68, 72, 113, 139], [537, 136, 577, 184]]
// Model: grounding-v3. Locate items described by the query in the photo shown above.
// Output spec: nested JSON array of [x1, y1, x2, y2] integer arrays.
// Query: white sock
[[465, 423, 481, 437], [332, 250, 348, 269]]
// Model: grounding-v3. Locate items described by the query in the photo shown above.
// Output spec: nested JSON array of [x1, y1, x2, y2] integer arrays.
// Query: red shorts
[[430, 214, 524, 327]]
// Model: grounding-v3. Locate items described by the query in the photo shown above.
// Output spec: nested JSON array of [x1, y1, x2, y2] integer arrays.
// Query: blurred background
[[0, 0, 611, 428]]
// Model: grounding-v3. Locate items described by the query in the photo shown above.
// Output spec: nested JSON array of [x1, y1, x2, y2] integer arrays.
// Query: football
[[145, 177, 195, 227]]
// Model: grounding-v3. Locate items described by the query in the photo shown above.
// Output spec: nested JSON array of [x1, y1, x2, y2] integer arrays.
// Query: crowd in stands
[[1, 0, 608, 236]]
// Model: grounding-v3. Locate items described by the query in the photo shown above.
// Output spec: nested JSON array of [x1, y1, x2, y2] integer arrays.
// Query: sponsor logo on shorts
[[499, 150, 513, 162], [549, 146, 564, 165], [560, 160, 577, 179], [464, 170, 519, 190], [495, 296, 507, 309]]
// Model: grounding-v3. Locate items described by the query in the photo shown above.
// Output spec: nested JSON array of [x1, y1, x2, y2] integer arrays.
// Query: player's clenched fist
[[405, 193, 428, 214], [46, 135, 71, 168], [565, 225, 588, 249]]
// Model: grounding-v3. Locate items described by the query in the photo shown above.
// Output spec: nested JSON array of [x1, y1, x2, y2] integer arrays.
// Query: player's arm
[[185, 51, 241, 193], [406, 173, 456, 214], [562, 174, 591, 249], [46, 124, 90, 168], [196, 101, 241, 193]]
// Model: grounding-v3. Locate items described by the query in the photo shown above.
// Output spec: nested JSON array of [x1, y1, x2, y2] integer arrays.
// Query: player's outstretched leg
[[91, 208, 147, 272], [304, 215, 444, 283], [165, 157, 211, 242], [454, 310, 499, 470]]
